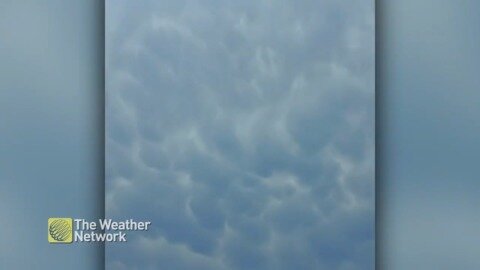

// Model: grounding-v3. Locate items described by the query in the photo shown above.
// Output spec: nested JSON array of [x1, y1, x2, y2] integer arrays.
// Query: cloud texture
[[106, 0, 374, 269]]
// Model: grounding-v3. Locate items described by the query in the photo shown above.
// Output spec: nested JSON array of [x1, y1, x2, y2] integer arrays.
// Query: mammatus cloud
[[106, 0, 374, 269]]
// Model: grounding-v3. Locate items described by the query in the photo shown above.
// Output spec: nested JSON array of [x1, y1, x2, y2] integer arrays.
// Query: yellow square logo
[[48, 218, 73, 244]]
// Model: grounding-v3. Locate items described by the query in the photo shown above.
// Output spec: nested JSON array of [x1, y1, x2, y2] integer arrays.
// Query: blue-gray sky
[[379, 0, 480, 269], [0, 1, 103, 269], [106, 0, 374, 269]]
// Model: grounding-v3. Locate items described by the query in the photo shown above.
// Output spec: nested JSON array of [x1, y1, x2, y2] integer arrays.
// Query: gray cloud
[[106, 0, 374, 269]]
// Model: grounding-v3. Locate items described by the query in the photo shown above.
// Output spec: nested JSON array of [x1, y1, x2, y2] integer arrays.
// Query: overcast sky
[[106, 0, 374, 269]]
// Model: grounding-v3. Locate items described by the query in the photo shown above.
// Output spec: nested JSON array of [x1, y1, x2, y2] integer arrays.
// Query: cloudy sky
[[106, 0, 374, 269]]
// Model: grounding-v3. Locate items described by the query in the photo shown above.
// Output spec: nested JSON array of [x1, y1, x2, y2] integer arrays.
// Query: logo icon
[[48, 218, 73, 243]]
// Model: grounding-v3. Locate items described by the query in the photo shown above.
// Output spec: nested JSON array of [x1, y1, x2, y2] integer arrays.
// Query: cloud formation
[[106, 0, 374, 269]]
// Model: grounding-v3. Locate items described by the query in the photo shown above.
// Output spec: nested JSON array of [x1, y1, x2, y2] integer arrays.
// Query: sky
[[379, 0, 480, 269], [1, 1, 479, 269], [106, 0, 374, 269], [0, 1, 103, 269]]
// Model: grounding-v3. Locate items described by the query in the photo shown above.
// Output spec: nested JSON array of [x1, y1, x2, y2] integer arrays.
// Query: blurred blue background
[[378, 0, 480, 269], [0, 1, 103, 269]]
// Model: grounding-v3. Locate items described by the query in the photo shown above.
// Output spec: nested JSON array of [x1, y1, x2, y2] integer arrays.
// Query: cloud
[[106, 0, 374, 269]]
